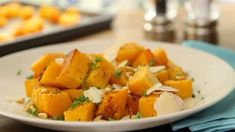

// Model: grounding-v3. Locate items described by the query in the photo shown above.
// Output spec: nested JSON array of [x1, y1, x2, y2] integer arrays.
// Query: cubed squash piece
[[165, 79, 192, 99], [154, 48, 168, 65], [39, 61, 62, 87], [132, 49, 156, 67], [168, 67, 186, 80], [55, 49, 91, 89], [24, 79, 39, 97], [155, 70, 169, 84], [85, 55, 114, 88], [64, 102, 96, 121], [96, 89, 128, 120], [139, 94, 158, 117], [31, 53, 64, 78], [128, 66, 159, 96], [39, 5, 60, 23], [110, 66, 134, 86], [116, 42, 144, 64], [63, 89, 83, 101], [125, 95, 139, 116], [32, 87, 72, 117]]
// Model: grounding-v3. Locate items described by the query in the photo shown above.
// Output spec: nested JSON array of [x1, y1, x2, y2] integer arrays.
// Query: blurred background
[[0, 0, 234, 56]]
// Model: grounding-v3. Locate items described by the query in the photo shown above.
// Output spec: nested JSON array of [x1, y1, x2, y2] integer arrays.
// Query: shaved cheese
[[154, 92, 184, 116], [103, 43, 123, 62], [117, 60, 128, 68], [149, 66, 166, 73], [146, 83, 178, 95], [84, 87, 104, 103], [112, 84, 122, 89]]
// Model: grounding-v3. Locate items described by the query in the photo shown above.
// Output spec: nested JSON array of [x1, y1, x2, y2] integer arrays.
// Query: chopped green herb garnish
[[197, 90, 201, 94], [143, 91, 147, 96], [26, 74, 33, 79], [16, 69, 22, 76], [27, 106, 38, 116], [149, 59, 155, 66], [114, 69, 122, 78], [89, 62, 97, 70], [192, 94, 195, 98], [135, 112, 142, 119], [70, 95, 89, 109], [95, 57, 102, 63], [52, 116, 64, 120], [108, 117, 114, 121]]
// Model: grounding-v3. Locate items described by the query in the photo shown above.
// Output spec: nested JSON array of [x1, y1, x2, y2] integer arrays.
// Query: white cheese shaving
[[103, 43, 123, 62], [149, 66, 166, 73], [154, 92, 184, 116], [84, 87, 104, 103], [112, 84, 122, 89], [55, 58, 64, 65], [117, 60, 128, 68], [146, 83, 179, 95]]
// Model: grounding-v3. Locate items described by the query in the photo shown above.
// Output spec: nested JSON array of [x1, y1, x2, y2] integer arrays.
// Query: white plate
[[0, 41, 234, 132]]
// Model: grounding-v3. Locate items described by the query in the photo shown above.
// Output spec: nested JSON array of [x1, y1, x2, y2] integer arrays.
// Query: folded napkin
[[171, 40, 235, 132]]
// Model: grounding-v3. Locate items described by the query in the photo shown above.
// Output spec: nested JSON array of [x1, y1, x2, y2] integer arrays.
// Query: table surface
[[0, 2, 235, 132]]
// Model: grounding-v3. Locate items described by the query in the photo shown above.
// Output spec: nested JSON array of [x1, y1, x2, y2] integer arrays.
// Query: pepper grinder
[[144, 0, 176, 42]]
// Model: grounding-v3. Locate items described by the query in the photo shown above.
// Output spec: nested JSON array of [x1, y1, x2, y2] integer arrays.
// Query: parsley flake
[[26, 74, 33, 79], [95, 57, 102, 63], [16, 69, 22, 76], [114, 69, 122, 78], [70, 95, 89, 109], [149, 59, 155, 66]]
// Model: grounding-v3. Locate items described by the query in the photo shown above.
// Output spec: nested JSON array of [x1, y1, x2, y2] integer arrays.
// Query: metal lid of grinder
[[144, 0, 175, 42]]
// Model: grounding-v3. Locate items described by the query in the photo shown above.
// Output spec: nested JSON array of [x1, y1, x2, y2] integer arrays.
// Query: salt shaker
[[143, 0, 178, 42]]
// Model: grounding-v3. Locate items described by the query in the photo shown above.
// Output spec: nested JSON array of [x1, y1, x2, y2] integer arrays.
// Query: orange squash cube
[[139, 94, 158, 117], [24, 79, 39, 97], [31, 53, 65, 78], [110, 66, 134, 86], [154, 48, 168, 66], [165, 79, 192, 99], [128, 66, 159, 96], [32, 88, 72, 117], [40, 62, 62, 87], [96, 89, 128, 120], [125, 95, 139, 116], [55, 49, 91, 89], [116, 43, 144, 64], [63, 89, 83, 101], [132, 49, 156, 67], [155, 70, 169, 84], [39, 5, 60, 23], [64, 102, 96, 121]]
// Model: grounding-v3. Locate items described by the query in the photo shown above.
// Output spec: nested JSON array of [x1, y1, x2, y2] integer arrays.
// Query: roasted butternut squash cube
[[110, 66, 134, 86], [63, 89, 83, 101], [154, 48, 168, 66], [59, 13, 80, 26], [55, 49, 91, 89], [85, 55, 114, 88], [64, 102, 96, 121], [139, 94, 158, 117], [165, 79, 192, 99], [18, 6, 34, 20], [155, 70, 169, 84], [116, 42, 144, 64], [96, 89, 128, 120], [132, 49, 156, 67], [128, 66, 159, 96], [32, 87, 72, 117], [24, 79, 39, 97], [168, 67, 186, 80], [7, 3, 21, 18], [31, 53, 65, 78], [125, 95, 139, 116], [39, 5, 60, 23], [40, 61, 62, 87]]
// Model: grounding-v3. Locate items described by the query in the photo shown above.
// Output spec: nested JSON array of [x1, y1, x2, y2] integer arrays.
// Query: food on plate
[[39, 5, 61, 23], [0, 2, 81, 42], [18, 6, 34, 20], [59, 7, 80, 26], [12, 17, 44, 37], [24, 42, 193, 121]]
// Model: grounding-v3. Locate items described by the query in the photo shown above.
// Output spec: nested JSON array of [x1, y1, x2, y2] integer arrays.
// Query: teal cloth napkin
[[171, 40, 235, 132]]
